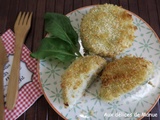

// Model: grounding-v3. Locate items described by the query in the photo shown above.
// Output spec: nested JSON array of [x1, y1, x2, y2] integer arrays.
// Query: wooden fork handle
[[6, 35, 24, 110], [0, 63, 5, 120]]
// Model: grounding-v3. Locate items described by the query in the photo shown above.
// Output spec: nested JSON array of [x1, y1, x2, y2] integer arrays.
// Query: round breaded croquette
[[80, 4, 137, 57]]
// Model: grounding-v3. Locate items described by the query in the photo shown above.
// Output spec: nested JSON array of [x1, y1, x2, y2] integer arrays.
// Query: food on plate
[[61, 55, 106, 107], [99, 55, 154, 101], [80, 4, 137, 57]]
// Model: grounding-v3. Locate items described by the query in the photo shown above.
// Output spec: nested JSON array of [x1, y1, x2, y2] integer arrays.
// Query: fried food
[[99, 56, 154, 101], [80, 4, 136, 57], [61, 55, 106, 107]]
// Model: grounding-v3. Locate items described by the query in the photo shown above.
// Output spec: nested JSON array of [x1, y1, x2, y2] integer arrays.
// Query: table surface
[[0, 0, 160, 120]]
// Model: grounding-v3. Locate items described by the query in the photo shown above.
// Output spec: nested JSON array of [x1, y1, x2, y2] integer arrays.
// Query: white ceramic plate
[[39, 6, 160, 120]]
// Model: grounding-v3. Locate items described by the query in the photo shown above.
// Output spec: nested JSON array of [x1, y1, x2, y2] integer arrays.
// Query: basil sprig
[[31, 13, 82, 62]]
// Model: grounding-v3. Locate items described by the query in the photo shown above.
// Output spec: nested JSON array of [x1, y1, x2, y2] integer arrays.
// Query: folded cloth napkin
[[1, 29, 42, 120]]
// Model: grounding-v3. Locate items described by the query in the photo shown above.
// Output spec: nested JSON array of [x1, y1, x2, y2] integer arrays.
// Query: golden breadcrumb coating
[[80, 4, 137, 57], [61, 55, 106, 107], [99, 56, 154, 101]]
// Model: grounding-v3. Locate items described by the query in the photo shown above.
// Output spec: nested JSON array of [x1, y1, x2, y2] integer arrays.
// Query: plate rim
[[38, 5, 160, 120]]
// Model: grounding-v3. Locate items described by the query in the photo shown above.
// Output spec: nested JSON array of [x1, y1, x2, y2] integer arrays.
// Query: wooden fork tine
[[14, 12, 22, 28], [19, 12, 26, 25], [23, 12, 29, 24], [27, 12, 33, 26]]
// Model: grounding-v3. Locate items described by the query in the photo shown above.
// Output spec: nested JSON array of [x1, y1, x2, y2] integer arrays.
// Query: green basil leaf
[[31, 37, 78, 62], [44, 13, 78, 46]]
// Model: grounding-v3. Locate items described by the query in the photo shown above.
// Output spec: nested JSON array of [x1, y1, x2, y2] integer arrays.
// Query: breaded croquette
[[61, 55, 106, 107], [99, 56, 154, 101], [80, 4, 136, 57]]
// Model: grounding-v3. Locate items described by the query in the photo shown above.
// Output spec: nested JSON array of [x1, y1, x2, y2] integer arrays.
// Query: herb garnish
[[31, 12, 82, 62]]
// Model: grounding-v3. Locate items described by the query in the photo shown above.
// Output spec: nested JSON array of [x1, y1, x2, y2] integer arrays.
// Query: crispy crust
[[61, 55, 106, 107], [80, 4, 137, 57], [99, 56, 154, 101]]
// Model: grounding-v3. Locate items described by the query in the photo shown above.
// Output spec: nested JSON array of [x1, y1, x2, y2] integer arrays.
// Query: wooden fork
[[6, 12, 32, 110]]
